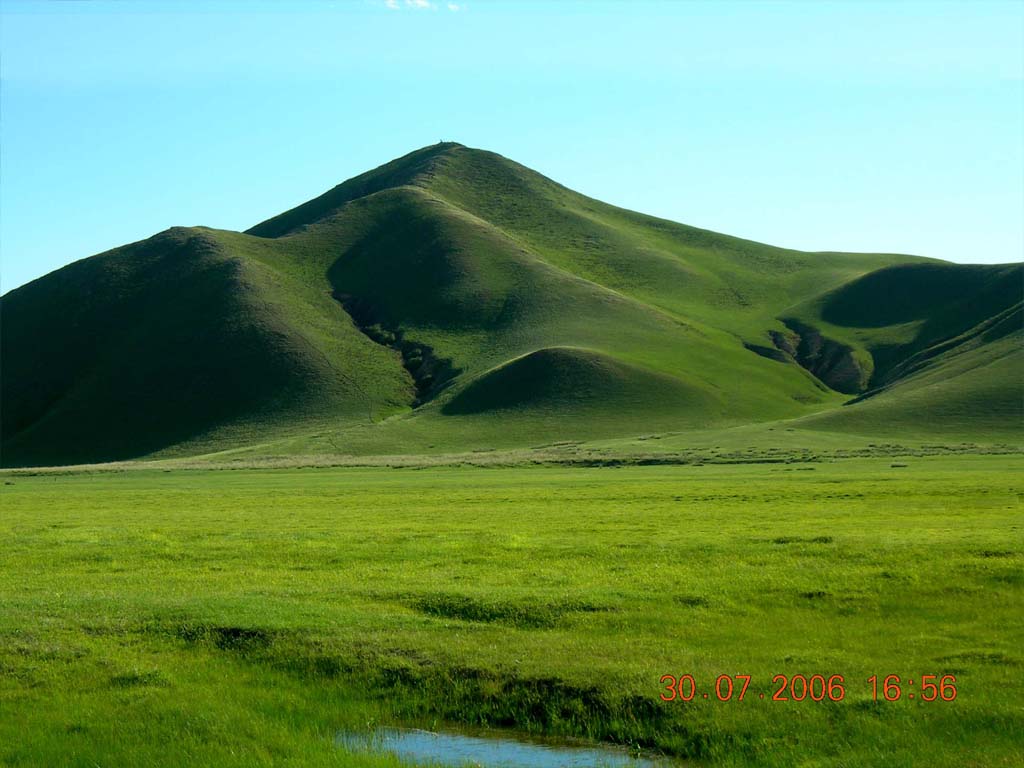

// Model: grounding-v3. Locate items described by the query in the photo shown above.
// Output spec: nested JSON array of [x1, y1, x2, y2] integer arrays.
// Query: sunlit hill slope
[[2, 143, 1020, 465]]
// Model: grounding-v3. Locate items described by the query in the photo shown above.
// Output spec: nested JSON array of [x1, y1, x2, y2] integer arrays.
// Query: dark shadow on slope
[[844, 302, 1023, 406], [769, 320, 868, 395], [0, 229, 320, 467], [333, 291, 460, 406], [817, 262, 1023, 389], [743, 342, 790, 364], [820, 262, 1021, 330]]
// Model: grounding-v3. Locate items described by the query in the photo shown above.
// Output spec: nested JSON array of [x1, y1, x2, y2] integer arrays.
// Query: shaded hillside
[[807, 262, 1021, 386], [2, 143, 1020, 465], [0, 228, 411, 466], [784, 262, 1023, 438]]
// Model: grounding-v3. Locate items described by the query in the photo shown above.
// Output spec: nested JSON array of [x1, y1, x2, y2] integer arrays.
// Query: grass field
[[3, 452, 1021, 767]]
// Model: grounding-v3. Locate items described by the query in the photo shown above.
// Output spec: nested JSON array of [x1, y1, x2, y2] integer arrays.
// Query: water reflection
[[337, 727, 672, 767]]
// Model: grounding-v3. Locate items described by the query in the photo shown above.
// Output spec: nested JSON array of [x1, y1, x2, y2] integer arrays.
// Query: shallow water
[[336, 727, 670, 767]]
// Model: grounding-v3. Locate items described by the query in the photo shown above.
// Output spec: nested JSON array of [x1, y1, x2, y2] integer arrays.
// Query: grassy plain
[[2, 452, 1021, 767]]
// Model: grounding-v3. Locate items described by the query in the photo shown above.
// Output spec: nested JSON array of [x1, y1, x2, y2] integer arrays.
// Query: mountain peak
[[246, 142, 471, 238]]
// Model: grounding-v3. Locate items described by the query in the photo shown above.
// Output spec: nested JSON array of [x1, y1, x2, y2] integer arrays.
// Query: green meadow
[[3, 451, 1021, 767]]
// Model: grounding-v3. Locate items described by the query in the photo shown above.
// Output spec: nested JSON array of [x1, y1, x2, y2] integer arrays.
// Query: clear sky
[[2, 0, 1022, 292]]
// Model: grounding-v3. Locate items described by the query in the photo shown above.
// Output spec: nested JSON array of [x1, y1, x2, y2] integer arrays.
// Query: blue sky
[[2, 0, 1021, 291]]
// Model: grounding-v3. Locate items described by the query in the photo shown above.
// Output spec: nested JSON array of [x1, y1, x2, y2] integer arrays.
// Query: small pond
[[337, 726, 673, 767]]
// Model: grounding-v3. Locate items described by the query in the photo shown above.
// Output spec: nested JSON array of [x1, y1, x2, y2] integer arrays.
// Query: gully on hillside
[[332, 291, 461, 407]]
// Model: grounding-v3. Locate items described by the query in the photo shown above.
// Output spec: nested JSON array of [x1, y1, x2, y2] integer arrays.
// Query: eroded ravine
[[333, 291, 461, 406]]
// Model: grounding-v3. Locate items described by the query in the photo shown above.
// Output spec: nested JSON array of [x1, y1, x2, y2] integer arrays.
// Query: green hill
[[0, 227, 411, 466], [443, 346, 717, 420], [2, 143, 1020, 466], [786, 262, 1022, 438]]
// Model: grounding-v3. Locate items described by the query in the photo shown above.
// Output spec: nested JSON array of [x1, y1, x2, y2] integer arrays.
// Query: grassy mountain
[[2, 143, 1019, 466]]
